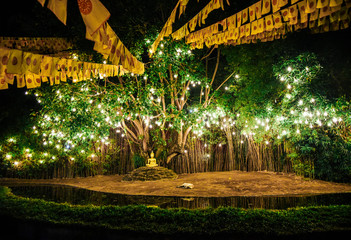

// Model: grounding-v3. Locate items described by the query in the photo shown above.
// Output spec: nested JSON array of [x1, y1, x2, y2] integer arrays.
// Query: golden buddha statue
[[146, 151, 158, 167]]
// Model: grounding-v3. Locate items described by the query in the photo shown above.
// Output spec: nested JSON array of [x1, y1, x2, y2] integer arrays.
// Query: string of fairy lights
[[0, 45, 349, 170]]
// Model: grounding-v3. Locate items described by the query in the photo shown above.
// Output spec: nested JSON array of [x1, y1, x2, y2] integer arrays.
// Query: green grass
[[0, 186, 350, 236]]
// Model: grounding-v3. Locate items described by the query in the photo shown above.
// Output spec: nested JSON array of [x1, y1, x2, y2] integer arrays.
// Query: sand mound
[[122, 166, 178, 181]]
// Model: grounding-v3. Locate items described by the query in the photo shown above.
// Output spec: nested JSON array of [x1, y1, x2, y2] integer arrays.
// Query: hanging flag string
[[0, 47, 128, 90], [185, 0, 350, 49]]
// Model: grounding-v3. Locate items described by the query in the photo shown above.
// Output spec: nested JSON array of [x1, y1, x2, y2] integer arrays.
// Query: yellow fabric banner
[[0, 77, 8, 90], [249, 5, 256, 22], [262, 0, 271, 15], [25, 73, 36, 89], [330, 0, 343, 6], [317, 0, 330, 8], [47, 0, 67, 25], [242, 8, 249, 24], [306, 0, 317, 13], [7, 49, 23, 74], [272, 0, 280, 13], [273, 12, 283, 28], [298, 1, 309, 23], [278, 0, 289, 8], [16, 74, 26, 88], [265, 14, 274, 31], [78, 0, 110, 35]]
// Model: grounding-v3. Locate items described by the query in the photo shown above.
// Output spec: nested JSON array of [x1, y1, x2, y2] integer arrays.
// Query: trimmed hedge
[[0, 186, 350, 235]]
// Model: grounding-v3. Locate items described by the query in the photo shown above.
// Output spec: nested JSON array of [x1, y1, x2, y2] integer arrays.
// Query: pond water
[[3, 184, 351, 209]]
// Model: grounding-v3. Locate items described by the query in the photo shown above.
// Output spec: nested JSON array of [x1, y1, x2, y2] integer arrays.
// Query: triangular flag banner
[[47, 0, 67, 25]]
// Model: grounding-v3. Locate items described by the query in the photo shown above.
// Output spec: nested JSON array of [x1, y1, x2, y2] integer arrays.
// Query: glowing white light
[[287, 66, 292, 72]]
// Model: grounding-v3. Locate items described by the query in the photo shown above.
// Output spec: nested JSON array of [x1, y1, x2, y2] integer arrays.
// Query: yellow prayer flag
[[41, 76, 48, 83], [245, 23, 251, 37], [251, 20, 258, 35], [330, 0, 343, 6], [234, 28, 240, 40], [189, 16, 198, 31], [310, 9, 319, 20], [227, 15, 236, 30], [220, 19, 227, 31], [249, 5, 256, 22], [0, 48, 9, 76], [288, 4, 298, 19], [242, 8, 249, 24], [25, 73, 37, 89], [298, 1, 309, 23], [239, 26, 246, 38], [330, 11, 340, 22], [318, 16, 327, 26], [280, 8, 289, 22], [61, 71, 67, 82], [66, 59, 73, 77], [265, 15, 274, 31], [33, 73, 42, 87], [16, 74, 26, 88], [237, 11, 242, 27], [262, 0, 271, 15], [47, 0, 67, 25], [0, 77, 8, 90], [271, 0, 280, 13], [273, 12, 283, 28], [40, 56, 52, 76], [29, 54, 42, 74], [278, 0, 288, 8], [78, 0, 110, 35], [7, 49, 23, 74], [257, 18, 265, 33], [255, 1, 262, 19], [319, 6, 332, 17], [22, 52, 32, 74], [306, 0, 317, 13], [317, 0, 329, 8]]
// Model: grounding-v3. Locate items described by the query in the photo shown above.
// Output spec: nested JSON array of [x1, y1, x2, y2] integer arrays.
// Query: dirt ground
[[1, 171, 351, 197]]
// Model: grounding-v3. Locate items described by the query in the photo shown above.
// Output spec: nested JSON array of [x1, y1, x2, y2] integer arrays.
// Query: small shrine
[[146, 151, 158, 167]]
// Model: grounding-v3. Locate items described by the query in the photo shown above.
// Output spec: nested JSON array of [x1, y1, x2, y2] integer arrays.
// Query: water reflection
[[4, 184, 351, 209]]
